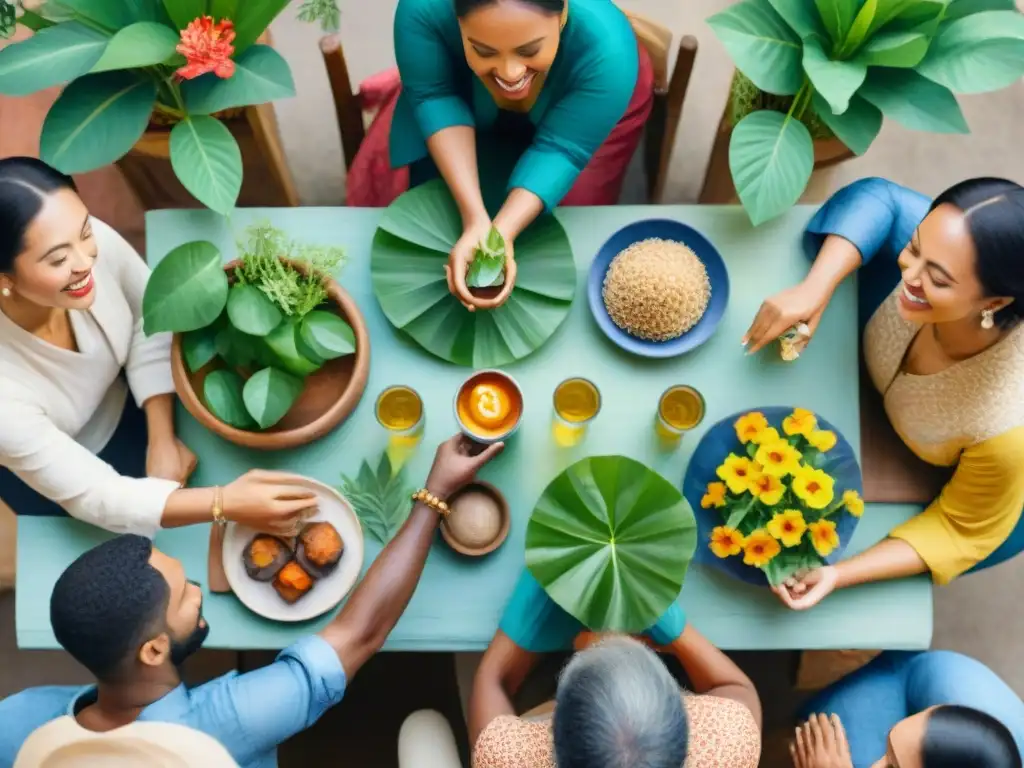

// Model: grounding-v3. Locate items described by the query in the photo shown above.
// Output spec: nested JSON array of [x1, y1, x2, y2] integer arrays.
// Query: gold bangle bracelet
[[412, 488, 449, 518], [212, 486, 226, 526]]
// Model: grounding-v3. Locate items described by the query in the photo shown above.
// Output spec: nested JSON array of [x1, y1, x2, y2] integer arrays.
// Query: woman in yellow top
[[743, 177, 1024, 607]]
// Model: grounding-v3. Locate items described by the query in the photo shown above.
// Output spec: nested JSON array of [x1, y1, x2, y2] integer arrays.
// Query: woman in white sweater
[[0, 157, 316, 537]]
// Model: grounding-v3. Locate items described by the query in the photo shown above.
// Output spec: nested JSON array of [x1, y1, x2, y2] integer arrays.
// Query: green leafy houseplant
[[143, 222, 352, 431], [0, 0, 341, 215], [708, 0, 1024, 225], [339, 452, 414, 545], [525, 456, 697, 633]]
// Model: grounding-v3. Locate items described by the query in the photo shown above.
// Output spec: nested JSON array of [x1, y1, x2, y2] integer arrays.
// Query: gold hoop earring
[[981, 309, 995, 330]]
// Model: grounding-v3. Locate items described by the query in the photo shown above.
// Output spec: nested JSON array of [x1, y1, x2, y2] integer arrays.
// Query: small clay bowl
[[453, 369, 524, 445], [440, 481, 510, 557]]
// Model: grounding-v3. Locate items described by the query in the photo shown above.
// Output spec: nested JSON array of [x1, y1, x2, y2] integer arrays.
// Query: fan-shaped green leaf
[[526, 456, 697, 633], [90, 22, 180, 73], [812, 92, 882, 154], [169, 116, 242, 215], [0, 21, 108, 96], [227, 283, 282, 337], [729, 110, 814, 226], [204, 369, 255, 429], [182, 45, 296, 115], [803, 36, 866, 114], [707, 0, 803, 96], [371, 180, 576, 367], [860, 68, 969, 132], [915, 11, 1024, 94], [856, 30, 929, 67], [243, 367, 304, 429], [143, 241, 228, 334]]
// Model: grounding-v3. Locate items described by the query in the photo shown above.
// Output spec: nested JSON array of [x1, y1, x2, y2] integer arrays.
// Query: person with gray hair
[[469, 569, 762, 767]]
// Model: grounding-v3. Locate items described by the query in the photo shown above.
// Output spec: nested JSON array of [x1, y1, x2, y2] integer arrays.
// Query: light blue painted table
[[16, 205, 932, 651]]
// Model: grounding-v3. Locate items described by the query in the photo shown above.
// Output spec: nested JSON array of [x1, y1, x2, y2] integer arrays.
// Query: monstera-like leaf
[[526, 456, 697, 633]]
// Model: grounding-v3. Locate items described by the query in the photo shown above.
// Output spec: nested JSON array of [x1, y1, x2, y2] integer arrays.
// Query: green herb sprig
[[298, 0, 341, 32], [340, 453, 413, 544]]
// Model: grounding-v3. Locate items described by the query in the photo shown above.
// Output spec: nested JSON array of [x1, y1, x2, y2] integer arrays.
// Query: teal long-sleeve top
[[390, 0, 639, 211]]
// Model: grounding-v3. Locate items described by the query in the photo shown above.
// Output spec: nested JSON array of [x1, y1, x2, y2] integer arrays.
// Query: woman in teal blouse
[[391, 0, 649, 310]]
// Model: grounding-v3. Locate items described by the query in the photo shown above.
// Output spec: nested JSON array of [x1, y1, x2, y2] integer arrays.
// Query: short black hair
[[923, 705, 1022, 768], [931, 177, 1024, 329], [0, 157, 77, 273], [454, 0, 564, 18], [50, 535, 170, 682]]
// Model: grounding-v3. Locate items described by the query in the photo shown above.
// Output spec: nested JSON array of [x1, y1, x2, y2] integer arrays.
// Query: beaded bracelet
[[412, 488, 450, 518]]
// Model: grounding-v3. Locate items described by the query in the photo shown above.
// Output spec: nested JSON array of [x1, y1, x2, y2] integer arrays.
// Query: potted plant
[[143, 222, 370, 450], [707, 0, 1024, 225], [0, 0, 340, 215]]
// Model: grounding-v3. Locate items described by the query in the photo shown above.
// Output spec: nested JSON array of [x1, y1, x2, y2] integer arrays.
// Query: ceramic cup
[[453, 369, 524, 445]]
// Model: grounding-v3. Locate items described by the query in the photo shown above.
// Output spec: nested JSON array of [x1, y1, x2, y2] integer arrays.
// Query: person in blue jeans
[[0, 434, 504, 768], [792, 651, 1024, 768]]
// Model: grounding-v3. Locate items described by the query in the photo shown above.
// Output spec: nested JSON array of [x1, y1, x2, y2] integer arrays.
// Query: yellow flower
[[808, 519, 840, 557], [792, 465, 835, 509], [843, 489, 864, 518], [716, 454, 757, 495], [734, 412, 769, 444], [749, 470, 785, 506], [743, 529, 781, 567], [783, 407, 817, 437], [754, 439, 803, 478], [710, 526, 745, 558], [766, 509, 808, 548], [701, 482, 727, 509], [751, 426, 781, 445], [807, 429, 838, 452]]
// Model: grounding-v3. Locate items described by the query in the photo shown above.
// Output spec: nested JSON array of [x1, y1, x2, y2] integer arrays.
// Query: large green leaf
[[226, 283, 282, 336], [767, 0, 827, 38], [57, 0, 162, 27], [40, 71, 156, 174], [182, 325, 219, 372], [944, 0, 1015, 22], [243, 366, 304, 429], [707, 0, 803, 96], [865, 0, 920, 34], [264, 320, 322, 376], [298, 310, 355, 360], [525, 456, 697, 633], [841, 0, 878, 54], [232, 0, 288, 54], [162, 0, 206, 29], [803, 35, 866, 114], [812, 91, 882, 154], [814, 0, 859, 47], [203, 368, 255, 429], [370, 181, 576, 368], [860, 68, 969, 132], [16, 11, 55, 32], [857, 30, 930, 67], [90, 22, 181, 73], [729, 109, 814, 226], [182, 44, 295, 115], [915, 11, 1024, 94], [209, 0, 239, 20], [0, 21, 107, 96], [143, 241, 228, 334], [169, 115, 242, 215]]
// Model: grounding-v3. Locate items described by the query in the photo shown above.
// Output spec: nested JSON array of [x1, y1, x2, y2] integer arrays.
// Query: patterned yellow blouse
[[472, 694, 761, 768], [806, 178, 1024, 584]]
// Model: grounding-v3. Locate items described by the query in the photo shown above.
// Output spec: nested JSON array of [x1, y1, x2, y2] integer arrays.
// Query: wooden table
[[16, 204, 932, 651]]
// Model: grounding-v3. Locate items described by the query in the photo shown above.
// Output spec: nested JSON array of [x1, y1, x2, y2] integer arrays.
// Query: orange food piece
[[249, 538, 280, 568], [277, 562, 313, 591], [302, 524, 343, 566]]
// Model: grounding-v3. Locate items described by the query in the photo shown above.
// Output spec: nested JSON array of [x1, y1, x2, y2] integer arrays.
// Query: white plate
[[223, 477, 365, 623]]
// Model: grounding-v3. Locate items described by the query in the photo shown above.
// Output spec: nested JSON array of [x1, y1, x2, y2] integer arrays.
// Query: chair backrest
[[622, 10, 673, 94]]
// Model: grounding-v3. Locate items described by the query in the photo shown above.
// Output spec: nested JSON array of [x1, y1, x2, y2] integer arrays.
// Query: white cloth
[[0, 218, 178, 536], [398, 710, 462, 768]]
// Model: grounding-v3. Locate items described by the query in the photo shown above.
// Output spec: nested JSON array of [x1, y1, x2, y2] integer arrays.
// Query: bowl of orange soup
[[454, 369, 524, 444]]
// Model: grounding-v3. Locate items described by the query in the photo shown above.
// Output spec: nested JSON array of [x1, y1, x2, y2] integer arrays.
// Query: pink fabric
[[345, 44, 655, 208]]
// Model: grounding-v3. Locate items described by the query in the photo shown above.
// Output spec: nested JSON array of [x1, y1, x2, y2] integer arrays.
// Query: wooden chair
[[320, 21, 697, 204]]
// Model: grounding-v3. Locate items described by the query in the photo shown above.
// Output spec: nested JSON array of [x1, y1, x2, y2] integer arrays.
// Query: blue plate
[[587, 219, 730, 358]]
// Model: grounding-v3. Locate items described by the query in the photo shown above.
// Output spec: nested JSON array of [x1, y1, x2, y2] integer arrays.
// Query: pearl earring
[[981, 309, 995, 330], [0, 287, 9, 298]]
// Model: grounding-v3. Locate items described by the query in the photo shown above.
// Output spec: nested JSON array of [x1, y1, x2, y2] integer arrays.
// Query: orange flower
[[710, 526, 745, 558], [742, 529, 781, 567], [701, 482, 727, 509], [766, 509, 807, 548], [808, 519, 840, 557], [176, 16, 236, 80]]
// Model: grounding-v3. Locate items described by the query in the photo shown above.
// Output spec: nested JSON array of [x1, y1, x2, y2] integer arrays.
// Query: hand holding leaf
[[446, 223, 517, 312]]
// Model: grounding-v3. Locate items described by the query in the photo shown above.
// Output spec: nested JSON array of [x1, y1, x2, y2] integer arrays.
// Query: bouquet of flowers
[[698, 408, 864, 587]]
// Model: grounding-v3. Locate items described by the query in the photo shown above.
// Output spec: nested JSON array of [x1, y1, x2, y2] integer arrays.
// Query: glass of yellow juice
[[551, 377, 601, 447], [376, 386, 424, 448], [655, 385, 705, 443]]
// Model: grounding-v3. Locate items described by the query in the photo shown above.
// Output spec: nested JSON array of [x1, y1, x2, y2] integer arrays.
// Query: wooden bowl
[[171, 259, 370, 450], [440, 481, 510, 557]]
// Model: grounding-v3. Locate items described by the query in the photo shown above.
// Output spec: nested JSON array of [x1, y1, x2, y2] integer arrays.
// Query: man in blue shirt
[[0, 435, 503, 768]]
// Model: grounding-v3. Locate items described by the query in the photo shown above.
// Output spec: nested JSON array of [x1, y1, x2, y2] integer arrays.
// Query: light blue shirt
[[0, 636, 347, 768]]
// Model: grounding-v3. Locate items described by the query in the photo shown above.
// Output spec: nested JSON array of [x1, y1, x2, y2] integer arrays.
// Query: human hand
[[446, 220, 517, 312], [743, 280, 832, 355], [425, 434, 505, 500], [772, 566, 839, 611], [146, 437, 197, 485], [221, 470, 319, 536], [791, 713, 853, 768]]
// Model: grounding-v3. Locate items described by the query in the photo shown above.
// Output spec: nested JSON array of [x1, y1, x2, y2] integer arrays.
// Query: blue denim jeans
[[802, 651, 1024, 768]]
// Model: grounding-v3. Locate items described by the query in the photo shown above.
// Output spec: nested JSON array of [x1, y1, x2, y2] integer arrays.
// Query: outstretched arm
[[469, 630, 544, 747]]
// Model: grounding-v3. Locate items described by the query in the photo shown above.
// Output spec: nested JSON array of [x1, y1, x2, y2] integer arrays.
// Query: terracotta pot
[[170, 259, 371, 450], [440, 481, 511, 557]]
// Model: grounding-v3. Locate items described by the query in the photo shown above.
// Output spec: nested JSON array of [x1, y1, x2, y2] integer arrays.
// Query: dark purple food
[[295, 522, 344, 579], [242, 535, 291, 582]]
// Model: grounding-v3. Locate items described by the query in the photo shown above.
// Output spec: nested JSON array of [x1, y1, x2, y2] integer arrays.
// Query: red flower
[[175, 16, 236, 80]]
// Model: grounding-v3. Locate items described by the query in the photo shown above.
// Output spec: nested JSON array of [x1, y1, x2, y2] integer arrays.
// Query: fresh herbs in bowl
[[143, 222, 353, 431]]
